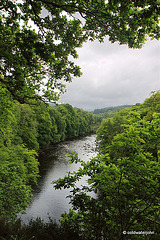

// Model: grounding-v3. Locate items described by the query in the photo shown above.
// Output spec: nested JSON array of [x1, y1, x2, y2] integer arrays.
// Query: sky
[[58, 38, 160, 111]]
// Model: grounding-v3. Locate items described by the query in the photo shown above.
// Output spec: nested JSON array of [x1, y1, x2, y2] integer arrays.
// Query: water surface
[[20, 134, 98, 223]]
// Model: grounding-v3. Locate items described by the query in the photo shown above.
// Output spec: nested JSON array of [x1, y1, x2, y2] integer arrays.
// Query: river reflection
[[20, 134, 98, 223]]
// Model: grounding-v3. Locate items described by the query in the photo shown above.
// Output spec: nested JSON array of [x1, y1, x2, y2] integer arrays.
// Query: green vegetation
[[0, 86, 39, 220], [93, 105, 133, 125], [0, 84, 96, 220], [53, 91, 160, 240], [93, 105, 132, 115]]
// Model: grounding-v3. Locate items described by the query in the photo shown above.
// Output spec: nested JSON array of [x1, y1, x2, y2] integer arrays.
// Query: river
[[20, 134, 98, 223]]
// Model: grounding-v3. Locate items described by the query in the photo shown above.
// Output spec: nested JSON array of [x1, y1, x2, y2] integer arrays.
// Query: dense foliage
[[0, 86, 39, 220], [0, 85, 95, 220], [1, 0, 159, 103], [53, 91, 160, 240], [93, 105, 133, 124]]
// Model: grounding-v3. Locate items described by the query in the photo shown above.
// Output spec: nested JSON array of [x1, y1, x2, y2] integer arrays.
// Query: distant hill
[[93, 105, 132, 115]]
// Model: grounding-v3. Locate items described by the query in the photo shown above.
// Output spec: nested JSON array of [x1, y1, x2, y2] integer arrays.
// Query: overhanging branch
[[0, 75, 40, 105]]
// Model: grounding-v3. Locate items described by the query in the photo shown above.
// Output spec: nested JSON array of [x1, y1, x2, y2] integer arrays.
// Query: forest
[[93, 105, 132, 115], [92, 105, 133, 123]]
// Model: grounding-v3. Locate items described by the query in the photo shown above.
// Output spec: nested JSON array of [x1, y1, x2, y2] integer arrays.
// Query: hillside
[[93, 105, 132, 115]]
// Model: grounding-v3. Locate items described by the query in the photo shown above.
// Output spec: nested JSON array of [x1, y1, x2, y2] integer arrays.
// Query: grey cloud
[[59, 39, 160, 111]]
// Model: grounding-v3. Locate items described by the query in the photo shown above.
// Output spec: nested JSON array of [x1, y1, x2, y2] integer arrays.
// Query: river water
[[20, 134, 98, 223]]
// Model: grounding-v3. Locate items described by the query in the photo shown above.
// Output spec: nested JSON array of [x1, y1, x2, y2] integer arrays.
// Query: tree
[[14, 103, 39, 150], [96, 107, 132, 153], [0, 0, 159, 103], [34, 102, 53, 149]]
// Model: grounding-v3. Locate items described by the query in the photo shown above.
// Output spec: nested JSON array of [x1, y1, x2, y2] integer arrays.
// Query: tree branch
[[0, 129, 5, 135], [0, 75, 39, 105], [33, 0, 79, 11], [146, 218, 160, 226], [29, 0, 46, 38], [126, 200, 156, 231]]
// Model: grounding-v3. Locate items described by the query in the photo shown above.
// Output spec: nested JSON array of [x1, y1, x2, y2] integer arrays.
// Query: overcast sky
[[58, 38, 160, 111]]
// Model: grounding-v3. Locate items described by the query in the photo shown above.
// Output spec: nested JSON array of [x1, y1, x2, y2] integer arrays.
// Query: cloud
[[59, 38, 160, 111]]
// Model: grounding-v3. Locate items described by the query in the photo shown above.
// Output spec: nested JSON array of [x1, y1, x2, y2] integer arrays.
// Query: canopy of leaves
[[0, 0, 159, 103]]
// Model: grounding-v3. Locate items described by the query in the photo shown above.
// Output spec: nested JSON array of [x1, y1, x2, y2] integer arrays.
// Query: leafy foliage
[[0, 145, 38, 219], [53, 91, 160, 240], [0, 85, 39, 219]]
